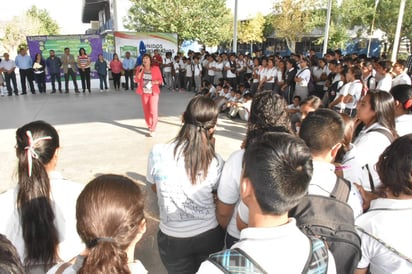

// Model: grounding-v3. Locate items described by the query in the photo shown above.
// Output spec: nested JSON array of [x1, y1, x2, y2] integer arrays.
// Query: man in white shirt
[[0, 53, 19, 96], [392, 59, 411, 87], [198, 133, 336, 274]]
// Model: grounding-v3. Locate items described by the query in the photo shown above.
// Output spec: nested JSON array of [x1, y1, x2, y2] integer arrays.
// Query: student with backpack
[[346, 90, 397, 191], [355, 134, 412, 274], [198, 132, 336, 273]]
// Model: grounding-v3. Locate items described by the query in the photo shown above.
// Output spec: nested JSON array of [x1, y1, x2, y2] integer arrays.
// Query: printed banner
[[114, 32, 178, 59], [26, 34, 103, 80]]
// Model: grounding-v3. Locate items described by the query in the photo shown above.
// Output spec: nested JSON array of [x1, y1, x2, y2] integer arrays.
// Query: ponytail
[[15, 121, 60, 269], [79, 240, 130, 274]]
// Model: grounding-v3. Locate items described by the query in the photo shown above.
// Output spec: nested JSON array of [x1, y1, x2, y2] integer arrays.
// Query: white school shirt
[[147, 142, 224, 238], [217, 149, 244, 239], [345, 80, 363, 109], [356, 198, 412, 274], [395, 114, 412, 136], [193, 63, 202, 77], [173, 61, 180, 74], [47, 259, 148, 274], [207, 61, 216, 76], [392, 72, 411, 87], [265, 67, 277, 83], [185, 63, 193, 77], [346, 123, 392, 191], [0, 172, 84, 264], [197, 219, 336, 274], [163, 57, 173, 73], [334, 83, 351, 110], [226, 61, 237, 78], [376, 74, 392, 92]]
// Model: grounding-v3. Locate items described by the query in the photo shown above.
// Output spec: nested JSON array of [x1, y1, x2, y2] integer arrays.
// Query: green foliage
[[124, 0, 232, 46], [2, 6, 59, 54], [26, 6, 60, 35], [269, 0, 318, 53], [238, 13, 266, 44]]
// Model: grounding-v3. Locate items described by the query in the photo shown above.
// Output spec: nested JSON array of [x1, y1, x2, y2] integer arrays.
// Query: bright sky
[[2, 0, 274, 34]]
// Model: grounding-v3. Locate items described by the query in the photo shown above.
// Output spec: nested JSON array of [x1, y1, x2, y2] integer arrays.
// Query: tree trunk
[[285, 38, 296, 54]]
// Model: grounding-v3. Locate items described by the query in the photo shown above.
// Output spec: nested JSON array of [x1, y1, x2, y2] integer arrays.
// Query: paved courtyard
[[0, 87, 247, 273]]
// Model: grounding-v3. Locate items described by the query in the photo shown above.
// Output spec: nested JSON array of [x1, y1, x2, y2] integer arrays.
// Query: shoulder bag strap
[[55, 262, 72, 274], [208, 248, 267, 274], [302, 236, 329, 274], [356, 226, 412, 264], [331, 176, 351, 202]]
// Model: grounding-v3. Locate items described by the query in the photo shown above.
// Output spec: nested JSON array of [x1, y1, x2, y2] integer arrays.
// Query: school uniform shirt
[[345, 80, 363, 110], [47, 258, 147, 274], [197, 218, 336, 274], [0, 171, 84, 264], [334, 83, 351, 110], [185, 63, 193, 77], [265, 67, 277, 83], [345, 123, 392, 191], [341, 143, 366, 191], [207, 61, 216, 77], [147, 142, 224, 238], [217, 149, 244, 239], [356, 198, 412, 274], [163, 58, 173, 73], [376, 74, 392, 92], [392, 72, 411, 87], [395, 114, 412, 136], [193, 63, 202, 77]]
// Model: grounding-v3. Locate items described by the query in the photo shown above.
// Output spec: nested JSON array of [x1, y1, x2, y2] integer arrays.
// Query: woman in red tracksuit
[[135, 53, 163, 137]]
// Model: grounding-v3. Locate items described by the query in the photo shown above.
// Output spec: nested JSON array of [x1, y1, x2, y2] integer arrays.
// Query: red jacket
[[135, 65, 163, 95]]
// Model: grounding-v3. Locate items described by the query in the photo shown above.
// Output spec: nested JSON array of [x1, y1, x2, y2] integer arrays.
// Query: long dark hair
[[15, 121, 60, 269], [76, 175, 145, 274], [174, 96, 218, 184]]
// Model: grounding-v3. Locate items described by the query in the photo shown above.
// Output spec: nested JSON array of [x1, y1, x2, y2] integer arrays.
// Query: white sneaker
[[100, 89, 103, 93]]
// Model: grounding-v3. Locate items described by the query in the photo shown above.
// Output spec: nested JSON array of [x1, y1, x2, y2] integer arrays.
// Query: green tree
[[373, 0, 412, 54], [238, 13, 266, 44], [124, 0, 232, 46], [26, 6, 60, 35], [3, 6, 59, 54], [269, 0, 318, 53]]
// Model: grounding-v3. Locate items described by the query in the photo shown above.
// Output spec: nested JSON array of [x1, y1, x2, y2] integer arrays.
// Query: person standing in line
[[109, 53, 122, 90], [46, 50, 62, 93], [0, 53, 19, 96], [135, 54, 163, 137], [33, 53, 46, 93], [77, 48, 91, 93], [152, 49, 163, 68], [122, 51, 135, 91], [61, 48, 79, 93], [15, 48, 35, 95], [95, 54, 108, 92]]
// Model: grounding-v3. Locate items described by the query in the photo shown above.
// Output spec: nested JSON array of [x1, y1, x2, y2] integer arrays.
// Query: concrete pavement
[[0, 87, 247, 273]]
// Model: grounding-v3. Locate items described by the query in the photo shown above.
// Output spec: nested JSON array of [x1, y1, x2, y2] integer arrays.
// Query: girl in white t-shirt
[[147, 96, 224, 273]]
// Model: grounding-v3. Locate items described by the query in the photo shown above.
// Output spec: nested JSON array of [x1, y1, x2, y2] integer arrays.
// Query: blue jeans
[[99, 74, 108, 89], [157, 226, 224, 274]]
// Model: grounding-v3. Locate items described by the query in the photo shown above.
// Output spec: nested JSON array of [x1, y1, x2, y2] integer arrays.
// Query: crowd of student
[[0, 49, 412, 274]]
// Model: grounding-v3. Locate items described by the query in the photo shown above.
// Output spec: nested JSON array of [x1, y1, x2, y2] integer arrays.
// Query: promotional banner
[[114, 32, 178, 60], [26, 34, 103, 80]]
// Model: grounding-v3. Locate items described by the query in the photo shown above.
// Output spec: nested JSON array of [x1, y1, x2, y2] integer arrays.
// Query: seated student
[[47, 174, 147, 274], [391, 84, 412, 136], [198, 132, 336, 273], [228, 93, 253, 121], [286, 95, 301, 114], [299, 109, 364, 218], [355, 134, 412, 274], [214, 85, 232, 113], [0, 234, 25, 274], [0, 121, 84, 273]]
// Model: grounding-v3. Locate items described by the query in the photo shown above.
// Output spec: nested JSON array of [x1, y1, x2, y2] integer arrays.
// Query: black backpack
[[289, 177, 362, 274]]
